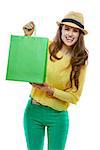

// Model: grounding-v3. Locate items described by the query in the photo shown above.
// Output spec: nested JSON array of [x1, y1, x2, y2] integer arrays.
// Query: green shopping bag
[[6, 35, 48, 83]]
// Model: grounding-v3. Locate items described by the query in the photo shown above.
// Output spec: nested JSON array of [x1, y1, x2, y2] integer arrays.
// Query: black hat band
[[61, 18, 84, 29]]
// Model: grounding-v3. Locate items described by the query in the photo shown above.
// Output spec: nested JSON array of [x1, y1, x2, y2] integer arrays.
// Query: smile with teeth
[[66, 37, 74, 42]]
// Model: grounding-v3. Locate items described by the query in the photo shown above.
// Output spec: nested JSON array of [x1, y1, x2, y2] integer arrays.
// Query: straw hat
[[56, 11, 88, 35]]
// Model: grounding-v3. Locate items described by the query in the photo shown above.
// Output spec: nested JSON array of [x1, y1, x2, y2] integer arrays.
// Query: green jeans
[[23, 99, 69, 150]]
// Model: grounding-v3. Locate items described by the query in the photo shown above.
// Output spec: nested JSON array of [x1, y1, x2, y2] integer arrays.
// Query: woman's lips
[[66, 38, 74, 42]]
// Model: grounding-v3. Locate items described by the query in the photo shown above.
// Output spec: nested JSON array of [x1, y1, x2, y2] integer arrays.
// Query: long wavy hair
[[49, 25, 88, 90]]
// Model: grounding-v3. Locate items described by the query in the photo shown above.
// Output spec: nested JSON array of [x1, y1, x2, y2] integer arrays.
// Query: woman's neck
[[60, 44, 72, 55]]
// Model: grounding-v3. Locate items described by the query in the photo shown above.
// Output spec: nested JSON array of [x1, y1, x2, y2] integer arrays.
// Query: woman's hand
[[31, 83, 54, 96], [23, 21, 35, 36]]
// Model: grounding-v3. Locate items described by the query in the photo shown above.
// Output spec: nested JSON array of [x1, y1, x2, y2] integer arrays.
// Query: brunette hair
[[49, 25, 88, 90]]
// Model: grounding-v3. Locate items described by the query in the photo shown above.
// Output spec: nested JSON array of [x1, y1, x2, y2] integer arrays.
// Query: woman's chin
[[65, 42, 74, 47]]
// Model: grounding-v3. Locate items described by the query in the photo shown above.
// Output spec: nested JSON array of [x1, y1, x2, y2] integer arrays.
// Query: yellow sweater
[[31, 43, 87, 111]]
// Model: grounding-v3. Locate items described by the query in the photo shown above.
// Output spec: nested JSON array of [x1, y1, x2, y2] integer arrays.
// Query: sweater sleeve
[[53, 65, 87, 104]]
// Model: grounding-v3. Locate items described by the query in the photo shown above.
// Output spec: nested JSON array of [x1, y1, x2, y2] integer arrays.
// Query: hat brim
[[56, 21, 88, 35]]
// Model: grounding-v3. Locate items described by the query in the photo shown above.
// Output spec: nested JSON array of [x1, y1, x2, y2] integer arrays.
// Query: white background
[[0, 0, 100, 149]]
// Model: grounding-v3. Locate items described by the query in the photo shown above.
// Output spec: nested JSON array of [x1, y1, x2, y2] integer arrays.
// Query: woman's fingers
[[43, 83, 48, 87], [32, 84, 41, 89], [31, 83, 53, 96], [23, 21, 34, 29], [23, 21, 35, 36]]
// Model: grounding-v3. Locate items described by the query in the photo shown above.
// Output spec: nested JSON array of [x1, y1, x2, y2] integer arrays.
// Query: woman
[[23, 11, 88, 150]]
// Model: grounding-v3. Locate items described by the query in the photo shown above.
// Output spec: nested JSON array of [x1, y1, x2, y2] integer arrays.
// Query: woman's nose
[[68, 31, 73, 36]]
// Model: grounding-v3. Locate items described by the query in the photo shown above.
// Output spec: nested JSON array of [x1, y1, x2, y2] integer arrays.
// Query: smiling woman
[[61, 25, 80, 47], [22, 11, 88, 150]]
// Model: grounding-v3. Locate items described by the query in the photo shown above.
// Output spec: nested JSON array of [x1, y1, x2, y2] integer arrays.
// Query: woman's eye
[[65, 28, 69, 31], [73, 29, 79, 32]]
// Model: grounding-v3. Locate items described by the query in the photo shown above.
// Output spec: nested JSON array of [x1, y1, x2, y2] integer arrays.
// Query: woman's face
[[61, 25, 80, 47]]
